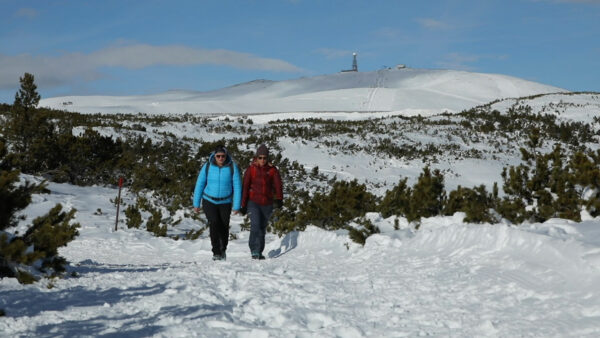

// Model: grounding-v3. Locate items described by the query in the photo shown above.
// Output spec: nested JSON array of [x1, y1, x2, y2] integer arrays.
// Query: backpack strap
[[204, 160, 235, 180]]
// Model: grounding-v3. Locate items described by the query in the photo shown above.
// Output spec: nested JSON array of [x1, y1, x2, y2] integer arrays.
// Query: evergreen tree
[[569, 150, 600, 217], [408, 167, 445, 222], [14, 73, 41, 110], [125, 205, 143, 229], [498, 142, 596, 223], [272, 180, 376, 233], [0, 139, 79, 284], [146, 208, 167, 237], [444, 185, 496, 223], [0, 139, 45, 230], [302, 179, 377, 230], [379, 178, 411, 218], [6, 73, 51, 164]]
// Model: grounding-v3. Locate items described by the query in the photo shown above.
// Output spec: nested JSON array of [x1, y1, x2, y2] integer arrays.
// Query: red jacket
[[242, 160, 283, 207]]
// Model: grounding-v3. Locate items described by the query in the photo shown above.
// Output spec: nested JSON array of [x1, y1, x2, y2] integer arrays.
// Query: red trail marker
[[115, 177, 124, 231]]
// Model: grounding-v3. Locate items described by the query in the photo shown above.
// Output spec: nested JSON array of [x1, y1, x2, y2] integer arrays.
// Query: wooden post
[[114, 177, 124, 231]]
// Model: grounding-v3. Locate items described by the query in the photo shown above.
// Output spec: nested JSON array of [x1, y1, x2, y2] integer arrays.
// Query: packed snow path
[[2, 227, 600, 337], [2, 181, 600, 337]]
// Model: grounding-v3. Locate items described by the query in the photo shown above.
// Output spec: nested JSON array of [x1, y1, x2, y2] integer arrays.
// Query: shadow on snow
[[268, 231, 299, 258], [1, 261, 236, 337]]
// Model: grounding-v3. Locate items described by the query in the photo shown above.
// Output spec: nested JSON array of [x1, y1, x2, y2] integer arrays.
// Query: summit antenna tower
[[341, 52, 358, 72]]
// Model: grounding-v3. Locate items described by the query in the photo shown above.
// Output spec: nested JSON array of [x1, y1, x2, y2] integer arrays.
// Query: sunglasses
[[257, 156, 267, 160], [215, 154, 226, 159]]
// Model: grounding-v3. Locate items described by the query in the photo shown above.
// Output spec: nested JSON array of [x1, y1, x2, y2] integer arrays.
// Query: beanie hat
[[214, 145, 227, 155], [256, 144, 269, 157]]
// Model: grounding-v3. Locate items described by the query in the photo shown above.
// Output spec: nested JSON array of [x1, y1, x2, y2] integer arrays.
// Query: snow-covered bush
[[348, 217, 380, 245]]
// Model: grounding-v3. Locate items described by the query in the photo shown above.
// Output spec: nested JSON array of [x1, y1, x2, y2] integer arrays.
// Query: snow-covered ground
[[2, 176, 600, 337], [39, 68, 566, 115], [3, 70, 599, 336]]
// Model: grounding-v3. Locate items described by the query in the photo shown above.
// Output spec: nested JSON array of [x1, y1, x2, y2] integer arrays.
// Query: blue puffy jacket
[[193, 152, 242, 210]]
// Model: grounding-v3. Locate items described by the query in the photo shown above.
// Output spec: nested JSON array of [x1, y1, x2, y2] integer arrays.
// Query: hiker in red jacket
[[240, 144, 283, 260]]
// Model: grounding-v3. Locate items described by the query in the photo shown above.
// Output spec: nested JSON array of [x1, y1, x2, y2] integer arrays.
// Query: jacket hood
[[210, 152, 233, 166]]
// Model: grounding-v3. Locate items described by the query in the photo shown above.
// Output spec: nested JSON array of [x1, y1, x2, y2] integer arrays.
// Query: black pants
[[202, 199, 231, 256]]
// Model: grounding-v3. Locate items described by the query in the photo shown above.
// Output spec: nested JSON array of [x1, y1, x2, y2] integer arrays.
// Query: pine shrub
[[408, 167, 446, 222], [146, 209, 167, 237], [184, 228, 205, 240], [301, 179, 377, 230], [348, 217, 380, 245], [271, 180, 376, 234], [125, 205, 143, 229], [498, 142, 600, 223], [1, 138, 79, 283], [444, 185, 496, 223], [379, 178, 411, 218]]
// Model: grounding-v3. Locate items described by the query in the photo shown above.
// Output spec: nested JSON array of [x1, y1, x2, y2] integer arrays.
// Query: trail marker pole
[[115, 177, 124, 231]]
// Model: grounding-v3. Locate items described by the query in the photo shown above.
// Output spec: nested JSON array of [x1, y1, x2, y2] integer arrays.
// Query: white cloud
[[0, 44, 303, 89], [314, 48, 355, 59], [416, 18, 450, 30], [15, 8, 39, 19]]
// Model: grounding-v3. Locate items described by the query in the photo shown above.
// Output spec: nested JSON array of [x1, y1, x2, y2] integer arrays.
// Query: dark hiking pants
[[248, 200, 273, 255], [202, 199, 232, 256]]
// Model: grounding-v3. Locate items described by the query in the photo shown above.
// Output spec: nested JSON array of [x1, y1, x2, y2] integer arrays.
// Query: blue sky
[[1, 0, 599, 103]]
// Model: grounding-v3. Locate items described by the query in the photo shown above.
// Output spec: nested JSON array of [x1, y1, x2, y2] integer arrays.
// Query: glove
[[240, 206, 247, 215], [273, 199, 283, 209]]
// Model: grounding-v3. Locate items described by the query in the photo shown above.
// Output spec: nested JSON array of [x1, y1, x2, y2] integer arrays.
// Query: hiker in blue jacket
[[193, 145, 242, 261]]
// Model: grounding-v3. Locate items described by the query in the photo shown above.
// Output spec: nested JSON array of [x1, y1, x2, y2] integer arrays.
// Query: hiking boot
[[212, 254, 224, 261], [251, 252, 265, 260]]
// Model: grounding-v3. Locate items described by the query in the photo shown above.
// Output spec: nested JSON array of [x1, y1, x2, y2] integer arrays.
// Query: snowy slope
[[1, 178, 600, 336], [489, 92, 600, 123], [39, 68, 566, 115]]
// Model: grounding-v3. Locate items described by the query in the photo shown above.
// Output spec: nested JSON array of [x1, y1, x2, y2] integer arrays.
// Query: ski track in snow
[[2, 180, 600, 337]]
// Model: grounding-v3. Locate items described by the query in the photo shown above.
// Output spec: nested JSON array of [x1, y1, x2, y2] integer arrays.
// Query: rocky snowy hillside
[[39, 68, 566, 115]]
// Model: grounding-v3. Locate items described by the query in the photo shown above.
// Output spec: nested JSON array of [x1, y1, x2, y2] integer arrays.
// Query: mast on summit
[[341, 52, 358, 72]]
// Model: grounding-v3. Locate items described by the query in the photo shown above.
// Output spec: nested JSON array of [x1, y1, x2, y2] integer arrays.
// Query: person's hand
[[233, 210, 240, 215], [193, 207, 200, 213], [273, 199, 283, 209]]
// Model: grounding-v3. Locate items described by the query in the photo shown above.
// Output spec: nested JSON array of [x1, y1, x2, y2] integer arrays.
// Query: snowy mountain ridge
[[40, 68, 567, 115]]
